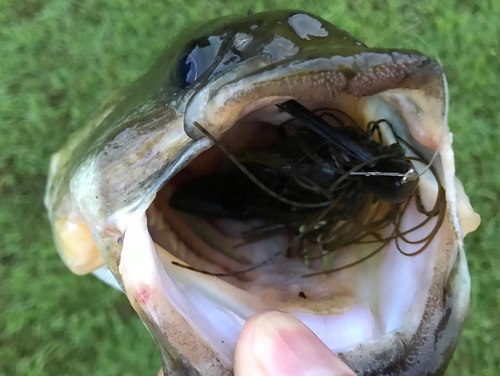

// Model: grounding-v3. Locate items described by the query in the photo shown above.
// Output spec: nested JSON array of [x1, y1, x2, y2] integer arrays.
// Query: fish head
[[45, 10, 480, 376]]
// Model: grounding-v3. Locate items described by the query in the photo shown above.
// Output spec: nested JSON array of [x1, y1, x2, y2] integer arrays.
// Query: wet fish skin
[[44, 10, 477, 376]]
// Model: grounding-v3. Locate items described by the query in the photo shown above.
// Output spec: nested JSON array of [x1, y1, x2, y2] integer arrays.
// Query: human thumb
[[234, 311, 355, 376]]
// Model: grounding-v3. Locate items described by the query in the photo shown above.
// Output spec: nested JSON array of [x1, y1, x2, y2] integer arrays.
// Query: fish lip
[[182, 50, 443, 142], [107, 215, 469, 375]]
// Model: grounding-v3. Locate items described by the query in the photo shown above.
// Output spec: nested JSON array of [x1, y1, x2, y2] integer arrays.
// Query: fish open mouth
[[118, 75, 459, 369], [46, 42, 480, 374]]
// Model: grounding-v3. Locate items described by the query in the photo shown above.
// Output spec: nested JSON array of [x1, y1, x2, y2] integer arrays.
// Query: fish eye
[[174, 36, 224, 88], [176, 54, 198, 88]]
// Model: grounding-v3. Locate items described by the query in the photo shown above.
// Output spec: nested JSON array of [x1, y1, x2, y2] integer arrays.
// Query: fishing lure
[[169, 100, 445, 277], [277, 100, 420, 203]]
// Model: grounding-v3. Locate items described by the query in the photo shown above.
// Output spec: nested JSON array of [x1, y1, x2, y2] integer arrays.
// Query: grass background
[[0, 0, 498, 375]]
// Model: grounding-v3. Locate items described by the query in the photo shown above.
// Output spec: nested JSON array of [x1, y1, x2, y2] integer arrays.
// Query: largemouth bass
[[44, 10, 480, 375]]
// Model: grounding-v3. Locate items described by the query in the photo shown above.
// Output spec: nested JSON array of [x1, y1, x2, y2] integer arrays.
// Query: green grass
[[0, 0, 498, 375]]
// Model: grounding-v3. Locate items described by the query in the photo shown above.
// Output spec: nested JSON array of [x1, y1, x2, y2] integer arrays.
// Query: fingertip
[[234, 311, 355, 376]]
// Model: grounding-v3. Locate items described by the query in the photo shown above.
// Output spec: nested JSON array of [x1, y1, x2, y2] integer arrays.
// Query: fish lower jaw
[[117, 192, 442, 368]]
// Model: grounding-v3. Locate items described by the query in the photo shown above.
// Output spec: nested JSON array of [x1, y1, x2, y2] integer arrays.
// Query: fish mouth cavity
[[119, 74, 448, 368]]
